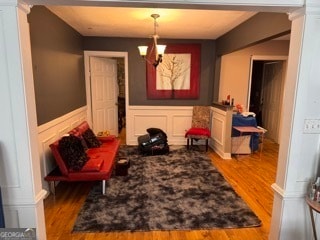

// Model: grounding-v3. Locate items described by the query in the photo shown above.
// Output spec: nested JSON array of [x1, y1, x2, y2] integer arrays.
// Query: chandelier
[[138, 14, 166, 68]]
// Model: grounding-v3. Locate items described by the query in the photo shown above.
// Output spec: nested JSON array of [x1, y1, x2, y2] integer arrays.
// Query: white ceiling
[[46, 6, 257, 39]]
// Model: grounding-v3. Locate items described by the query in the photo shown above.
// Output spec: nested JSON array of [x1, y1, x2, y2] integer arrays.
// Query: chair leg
[[206, 139, 208, 152], [191, 138, 193, 148], [102, 180, 106, 195], [49, 181, 56, 195], [187, 138, 190, 149]]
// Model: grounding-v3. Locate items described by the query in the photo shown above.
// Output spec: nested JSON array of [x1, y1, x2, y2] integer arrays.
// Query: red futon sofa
[[45, 121, 120, 195]]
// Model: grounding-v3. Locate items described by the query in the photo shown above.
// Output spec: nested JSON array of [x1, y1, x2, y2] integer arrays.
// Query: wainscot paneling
[[37, 107, 87, 193], [126, 106, 194, 146], [209, 106, 233, 159]]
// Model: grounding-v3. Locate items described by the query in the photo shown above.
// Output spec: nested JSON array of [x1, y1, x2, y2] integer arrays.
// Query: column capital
[[289, 0, 320, 21], [18, 1, 31, 14], [306, 0, 320, 14], [0, 1, 31, 14]]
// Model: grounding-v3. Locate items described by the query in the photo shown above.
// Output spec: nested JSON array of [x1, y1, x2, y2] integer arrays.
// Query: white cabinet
[[209, 103, 233, 159]]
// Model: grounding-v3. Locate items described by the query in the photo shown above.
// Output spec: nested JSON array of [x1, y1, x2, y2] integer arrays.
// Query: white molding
[[34, 189, 47, 203], [209, 106, 232, 159], [0, 3, 47, 238], [250, 55, 288, 61], [210, 141, 232, 159], [17, 2, 30, 13], [288, 7, 306, 21], [37, 107, 87, 193], [3, 189, 47, 207], [22, 0, 303, 11], [129, 105, 193, 110], [126, 106, 193, 146], [271, 183, 306, 199], [288, 1, 320, 19]]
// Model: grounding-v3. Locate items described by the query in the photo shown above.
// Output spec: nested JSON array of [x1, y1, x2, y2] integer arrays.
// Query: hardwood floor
[[44, 135, 278, 240]]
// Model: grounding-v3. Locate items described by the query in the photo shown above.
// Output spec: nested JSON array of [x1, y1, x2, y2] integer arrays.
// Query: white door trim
[[84, 51, 129, 129], [247, 55, 288, 112]]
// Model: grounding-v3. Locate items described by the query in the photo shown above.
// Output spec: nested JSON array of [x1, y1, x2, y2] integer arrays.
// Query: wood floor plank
[[44, 135, 278, 240]]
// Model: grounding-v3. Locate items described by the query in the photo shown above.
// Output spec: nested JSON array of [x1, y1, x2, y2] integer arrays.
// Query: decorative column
[[269, 1, 320, 239], [0, 2, 47, 239]]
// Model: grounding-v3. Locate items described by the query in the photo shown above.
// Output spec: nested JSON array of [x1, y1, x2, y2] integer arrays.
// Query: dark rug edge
[[72, 145, 262, 233], [72, 223, 262, 234]]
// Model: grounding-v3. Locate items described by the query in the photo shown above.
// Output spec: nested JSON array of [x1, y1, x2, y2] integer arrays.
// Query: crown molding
[[0, 0, 31, 13], [20, 0, 303, 11], [289, 0, 320, 20], [18, 1, 31, 14]]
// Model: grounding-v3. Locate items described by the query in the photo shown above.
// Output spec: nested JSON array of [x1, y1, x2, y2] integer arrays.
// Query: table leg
[[260, 132, 264, 158], [309, 206, 318, 240], [235, 132, 244, 159]]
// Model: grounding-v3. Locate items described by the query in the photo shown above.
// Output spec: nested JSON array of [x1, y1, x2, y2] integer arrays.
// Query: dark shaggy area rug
[[73, 146, 261, 232]]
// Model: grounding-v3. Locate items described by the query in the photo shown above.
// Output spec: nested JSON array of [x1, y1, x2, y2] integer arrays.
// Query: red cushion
[[76, 121, 90, 135], [49, 141, 69, 176], [86, 148, 102, 155], [80, 158, 104, 172], [185, 127, 210, 137], [68, 121, 90, 136]]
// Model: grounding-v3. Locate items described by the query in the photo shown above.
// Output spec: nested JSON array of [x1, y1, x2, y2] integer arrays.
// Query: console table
[[232, 126, 266, 157], [232, 115, 259, 151], [306, 196, 320, 240]]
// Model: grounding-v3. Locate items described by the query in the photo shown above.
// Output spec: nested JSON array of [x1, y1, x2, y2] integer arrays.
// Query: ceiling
[[46, 6, 257, 39]]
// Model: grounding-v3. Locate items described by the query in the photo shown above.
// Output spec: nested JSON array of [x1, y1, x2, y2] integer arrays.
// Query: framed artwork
[[146, 44, 201, 99]]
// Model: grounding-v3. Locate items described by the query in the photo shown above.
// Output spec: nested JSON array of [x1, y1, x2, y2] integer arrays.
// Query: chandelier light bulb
[[138, 14, 166, 68]]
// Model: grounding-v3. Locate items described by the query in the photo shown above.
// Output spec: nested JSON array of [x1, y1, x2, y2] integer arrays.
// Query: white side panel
[[270, 2, 320, 239], [134, 115, 168, 136], [126, 106, 193, 145], [172, 115, 191, 137], [209, 107, 232, 159], [37, 107, 87, 192], [0, 3, 47, 239]]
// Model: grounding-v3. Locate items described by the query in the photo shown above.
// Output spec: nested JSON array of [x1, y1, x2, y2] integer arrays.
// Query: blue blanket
[[232, 114, 259, 151]]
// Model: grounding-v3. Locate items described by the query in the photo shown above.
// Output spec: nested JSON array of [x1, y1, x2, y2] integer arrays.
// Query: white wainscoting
[[209, 106, 232, 159], [126, 106, 193, 146], [37, 107, 87, 192]]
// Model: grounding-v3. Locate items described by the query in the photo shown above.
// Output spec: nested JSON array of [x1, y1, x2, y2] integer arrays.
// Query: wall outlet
[[304, 119, 320, 133]]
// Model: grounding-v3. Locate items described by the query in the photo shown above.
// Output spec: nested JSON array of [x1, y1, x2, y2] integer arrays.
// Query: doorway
[[248, 56, 287, 143], [84, 51, 129, 142]]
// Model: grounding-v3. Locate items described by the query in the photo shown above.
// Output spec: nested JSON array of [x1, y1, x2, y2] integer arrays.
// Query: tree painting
[[156, 53, 191, 98]]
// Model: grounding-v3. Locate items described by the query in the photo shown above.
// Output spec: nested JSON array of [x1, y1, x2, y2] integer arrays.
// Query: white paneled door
[[261, 61, 284, 143], [89, 57, 118, 135]]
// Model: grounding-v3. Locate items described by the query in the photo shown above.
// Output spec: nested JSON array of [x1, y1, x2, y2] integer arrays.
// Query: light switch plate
[[304, 119, 320, 133]]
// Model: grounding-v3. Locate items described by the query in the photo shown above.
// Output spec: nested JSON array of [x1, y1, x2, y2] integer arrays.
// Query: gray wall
[[216, 12, 291, 56], [83, 38, 216, 106], [28, 6, 86, 125], [28, 7, 289, 125], [213, 12, 291, 102]]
